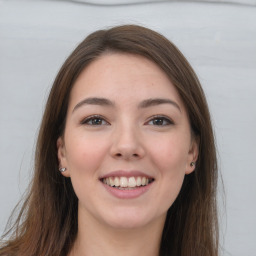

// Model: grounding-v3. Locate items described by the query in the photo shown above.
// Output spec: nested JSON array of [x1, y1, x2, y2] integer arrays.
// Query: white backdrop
[[0, 1, 255, 255]]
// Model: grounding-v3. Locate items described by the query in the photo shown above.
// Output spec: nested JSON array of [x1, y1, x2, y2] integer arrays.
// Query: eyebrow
[[72, 97, 115, 113], [72, 97, 181, 113], [138, 98, 181, 112]]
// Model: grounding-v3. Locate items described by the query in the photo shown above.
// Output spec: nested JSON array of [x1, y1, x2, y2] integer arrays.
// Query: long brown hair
[[0, 25, 219, 256]]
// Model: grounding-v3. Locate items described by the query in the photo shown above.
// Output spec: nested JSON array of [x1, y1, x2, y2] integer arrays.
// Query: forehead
[[69, 53, 184, 109]]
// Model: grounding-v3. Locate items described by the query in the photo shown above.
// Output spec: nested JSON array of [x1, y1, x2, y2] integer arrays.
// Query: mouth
[[100, 176, 155, 190]]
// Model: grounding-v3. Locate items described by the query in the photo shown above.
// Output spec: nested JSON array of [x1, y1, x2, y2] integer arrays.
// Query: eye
[[81, 115, 109, 126], [146, 116, 173, 126]]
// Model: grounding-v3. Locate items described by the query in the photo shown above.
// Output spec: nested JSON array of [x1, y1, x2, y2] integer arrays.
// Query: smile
[[101, 176, 154, 190]]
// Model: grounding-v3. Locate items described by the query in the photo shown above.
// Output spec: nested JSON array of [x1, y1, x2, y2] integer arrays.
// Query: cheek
[[149, 135, 190, 173], [65, 133, 109, 174], [148, 135, 189, 207], [64, 134, 110, 206]]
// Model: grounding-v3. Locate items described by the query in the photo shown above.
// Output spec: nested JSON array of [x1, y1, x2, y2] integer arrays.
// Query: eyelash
[[80, 115, 109, 126], [146, 115, 174, 126], [81, 115, 174, 127]]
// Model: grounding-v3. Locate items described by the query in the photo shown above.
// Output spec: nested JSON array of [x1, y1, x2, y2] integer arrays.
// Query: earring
[[59, 167, 66, 172], [190, 162, 195, 167]]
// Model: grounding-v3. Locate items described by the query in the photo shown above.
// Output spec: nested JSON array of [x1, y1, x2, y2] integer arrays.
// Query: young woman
[[0, 25, 219, 256]]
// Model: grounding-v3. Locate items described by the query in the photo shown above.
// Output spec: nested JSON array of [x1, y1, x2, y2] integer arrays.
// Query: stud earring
[[59, 167, 66, 172], [190, 162, 195, 167]]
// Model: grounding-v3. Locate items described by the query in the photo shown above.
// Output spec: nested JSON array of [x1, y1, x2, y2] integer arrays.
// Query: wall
[[0, 0, 255, 255]]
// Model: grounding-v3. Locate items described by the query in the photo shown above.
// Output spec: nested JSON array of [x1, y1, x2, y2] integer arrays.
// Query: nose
[[110, 124, 145, 161]]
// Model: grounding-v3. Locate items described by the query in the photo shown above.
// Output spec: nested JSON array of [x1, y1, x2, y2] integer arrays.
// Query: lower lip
[[102, 182, 153, 199]]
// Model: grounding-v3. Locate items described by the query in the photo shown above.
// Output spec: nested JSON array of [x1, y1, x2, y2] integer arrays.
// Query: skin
[[57, 53, 198, 256]]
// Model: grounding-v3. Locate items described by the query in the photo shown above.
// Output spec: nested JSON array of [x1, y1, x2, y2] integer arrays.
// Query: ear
[[185, 136, 199, 175], [57, 137, 70, 177]]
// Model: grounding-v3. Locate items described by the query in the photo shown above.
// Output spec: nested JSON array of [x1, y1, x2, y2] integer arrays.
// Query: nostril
[[114, 153, 139, 158]]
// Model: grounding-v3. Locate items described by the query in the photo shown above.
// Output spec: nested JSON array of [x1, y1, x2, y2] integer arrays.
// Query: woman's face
[[58, 53, 198, 229]]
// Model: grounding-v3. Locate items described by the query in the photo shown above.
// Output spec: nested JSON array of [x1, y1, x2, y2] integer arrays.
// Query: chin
[[102, 207, 163, 230], [107, 219, 150, 230]]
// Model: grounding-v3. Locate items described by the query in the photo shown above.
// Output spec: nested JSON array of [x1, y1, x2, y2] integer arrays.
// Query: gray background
[[0, 0, 255, 255]]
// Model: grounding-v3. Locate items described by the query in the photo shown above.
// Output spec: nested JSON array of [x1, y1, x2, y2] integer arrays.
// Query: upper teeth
[[102, 176, 151, 188]]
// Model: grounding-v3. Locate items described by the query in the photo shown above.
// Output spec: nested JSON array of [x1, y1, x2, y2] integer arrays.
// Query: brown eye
[[81, 115, 109, 126], [147, 116, 173, 126]]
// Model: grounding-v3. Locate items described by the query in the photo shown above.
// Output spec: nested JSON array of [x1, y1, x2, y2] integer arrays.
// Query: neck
[[69, 208, 166, 256]]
